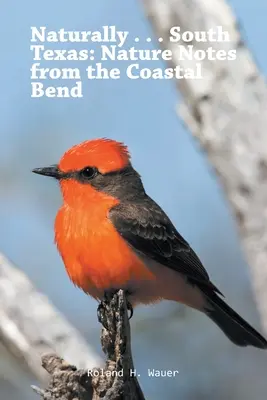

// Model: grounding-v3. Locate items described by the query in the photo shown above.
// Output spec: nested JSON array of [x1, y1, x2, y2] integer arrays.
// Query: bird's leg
[[97, 301, 107, 326], [126, 299, 133, 319], [125, 290, 134, 319], [97, 289, 134, 327], [97, 289, 117, 328]]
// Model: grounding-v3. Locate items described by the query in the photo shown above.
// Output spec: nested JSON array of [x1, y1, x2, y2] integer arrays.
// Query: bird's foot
[[97, 290, 117, 329], [97, 301, 108, 329], [97, 290, 134, 328], [125, 290, 134, 319], [126, 298, 133, 319]]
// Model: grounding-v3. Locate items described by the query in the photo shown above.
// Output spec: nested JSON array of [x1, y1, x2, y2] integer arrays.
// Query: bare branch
[[143, 0, 267, 331], [0, 253, 101, 383]]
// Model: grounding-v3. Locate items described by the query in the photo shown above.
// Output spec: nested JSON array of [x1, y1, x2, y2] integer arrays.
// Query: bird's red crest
[[59, 138, 130, 173]]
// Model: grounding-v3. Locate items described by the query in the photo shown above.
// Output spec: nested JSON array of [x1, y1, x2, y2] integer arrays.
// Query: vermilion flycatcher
[[33, 138, 267, 348]]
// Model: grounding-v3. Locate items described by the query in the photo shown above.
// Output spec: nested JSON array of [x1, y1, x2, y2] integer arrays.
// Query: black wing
[[109, 196, 222, 295]]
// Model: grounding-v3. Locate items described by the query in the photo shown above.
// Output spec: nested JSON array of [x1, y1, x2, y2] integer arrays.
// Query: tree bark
[[0, 252, 101, 383], [32, 290, 145, 400], [143, 0, 267, 332]]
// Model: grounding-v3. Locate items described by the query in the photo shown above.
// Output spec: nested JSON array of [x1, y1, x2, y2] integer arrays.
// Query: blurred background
[[1, 0, 267, 399]]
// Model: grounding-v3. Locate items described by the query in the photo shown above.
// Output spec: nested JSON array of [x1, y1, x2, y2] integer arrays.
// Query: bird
[[32, 138, 267, 349]]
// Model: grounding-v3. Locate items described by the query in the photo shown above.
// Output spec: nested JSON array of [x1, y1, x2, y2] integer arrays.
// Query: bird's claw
[[97, 291, 134, 328], [126, 299, 133, 319], [97, 301, 108, 329]]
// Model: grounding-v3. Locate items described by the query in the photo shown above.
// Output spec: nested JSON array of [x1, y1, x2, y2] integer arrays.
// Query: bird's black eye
[[80, 166, 98, 180]]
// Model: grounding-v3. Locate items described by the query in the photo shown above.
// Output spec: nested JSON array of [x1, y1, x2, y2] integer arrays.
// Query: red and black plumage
[[33, 138, 267, 349]]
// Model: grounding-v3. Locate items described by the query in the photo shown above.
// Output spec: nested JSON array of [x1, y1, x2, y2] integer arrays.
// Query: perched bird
[[33, 138, 267, 349]]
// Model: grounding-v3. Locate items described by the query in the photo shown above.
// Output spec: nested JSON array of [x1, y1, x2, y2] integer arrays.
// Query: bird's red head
[[32, 138, 140, 207], [59, 138, 130, 174]]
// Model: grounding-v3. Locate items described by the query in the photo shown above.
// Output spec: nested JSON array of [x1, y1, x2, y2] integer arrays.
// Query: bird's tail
[[204, 292, 267, 349]]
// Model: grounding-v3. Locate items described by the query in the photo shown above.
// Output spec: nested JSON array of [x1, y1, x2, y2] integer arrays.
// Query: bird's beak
[[32, 165, 62, 180]]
